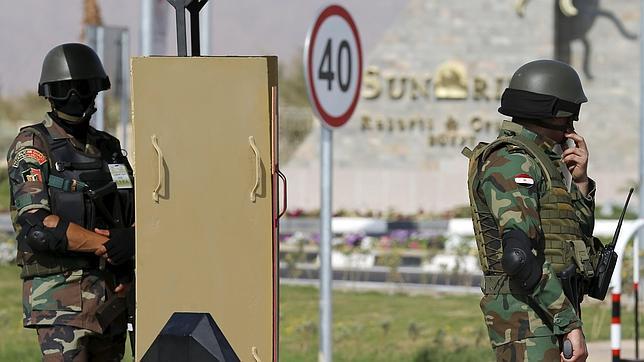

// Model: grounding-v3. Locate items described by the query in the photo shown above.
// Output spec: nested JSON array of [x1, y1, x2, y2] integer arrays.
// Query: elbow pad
[[501, 229, 543, 292], [17, 209, 69, 252]]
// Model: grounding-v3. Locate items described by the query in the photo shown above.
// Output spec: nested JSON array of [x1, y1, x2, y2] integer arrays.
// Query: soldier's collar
[[43, 114, 72, 140], [499, 120, 557, 154], [43, 114, 95, 152]]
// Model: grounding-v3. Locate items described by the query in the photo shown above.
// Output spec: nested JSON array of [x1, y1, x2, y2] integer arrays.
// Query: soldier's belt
[[19, 252, 100, 279], [480, 275, 529, 295]]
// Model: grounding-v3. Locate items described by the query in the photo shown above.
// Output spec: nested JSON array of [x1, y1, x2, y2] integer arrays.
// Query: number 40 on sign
[[304, 5, 363, 128]]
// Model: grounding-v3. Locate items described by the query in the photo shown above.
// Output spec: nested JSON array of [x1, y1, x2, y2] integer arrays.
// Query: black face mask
[[52, 92, 96, 117], [50, 112, 90, 143]]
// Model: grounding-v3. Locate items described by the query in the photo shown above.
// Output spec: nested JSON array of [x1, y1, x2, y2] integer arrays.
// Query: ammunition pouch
[[557, 264, 582, 314], [568, 239, 594, 279]]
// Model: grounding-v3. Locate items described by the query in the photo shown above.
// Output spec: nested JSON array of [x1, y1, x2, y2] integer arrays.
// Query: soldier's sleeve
[[6, 130, 51, 220], [479, 147, 541, 239], [480, 147, 582, 335], [571, 178, 596, 237]]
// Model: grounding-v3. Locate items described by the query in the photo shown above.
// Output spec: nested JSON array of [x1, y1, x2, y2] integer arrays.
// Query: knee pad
[[17, 209, 69, 252]]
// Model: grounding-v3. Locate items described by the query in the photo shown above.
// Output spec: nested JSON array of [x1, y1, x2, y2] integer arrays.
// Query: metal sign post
[[166, 0, 209, 56], [304, 5, 362, 361], [319, 125, 333, 361], [86, 26, 129, 136], [141, 0, 168, 56], [120, 31, 130, 149]]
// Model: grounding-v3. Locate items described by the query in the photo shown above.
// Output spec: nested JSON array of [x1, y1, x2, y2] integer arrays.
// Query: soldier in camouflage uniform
[[464, 60, 599, 361], [7, 43, 135, 361]]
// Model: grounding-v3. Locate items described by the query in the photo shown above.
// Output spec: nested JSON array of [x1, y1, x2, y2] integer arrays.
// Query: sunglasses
[[41, 79, 103, 100]]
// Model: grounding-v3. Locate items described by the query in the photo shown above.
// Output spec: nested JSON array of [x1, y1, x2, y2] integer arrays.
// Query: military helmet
[[498, 59, 586, 120], [38, 43, 110, 99]]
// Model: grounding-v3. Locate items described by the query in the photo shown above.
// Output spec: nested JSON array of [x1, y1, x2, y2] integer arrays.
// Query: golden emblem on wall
[[434, 61, 468, 100]]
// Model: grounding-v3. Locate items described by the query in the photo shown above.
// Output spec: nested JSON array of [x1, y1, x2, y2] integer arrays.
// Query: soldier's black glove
[[108, 259, 134, 285], [104, 226, 135, 265]]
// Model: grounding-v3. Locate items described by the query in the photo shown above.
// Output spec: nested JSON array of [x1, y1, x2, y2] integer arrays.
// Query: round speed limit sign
[[304, 5, 363, 128]]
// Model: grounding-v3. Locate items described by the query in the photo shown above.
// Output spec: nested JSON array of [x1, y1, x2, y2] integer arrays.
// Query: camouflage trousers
[[36, 325, 126, 362], [494, 335, 562, 362]]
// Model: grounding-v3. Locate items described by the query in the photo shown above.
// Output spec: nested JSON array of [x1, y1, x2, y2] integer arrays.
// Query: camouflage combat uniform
[[465, 121, 597, 361], [7, 115, 131, 361]]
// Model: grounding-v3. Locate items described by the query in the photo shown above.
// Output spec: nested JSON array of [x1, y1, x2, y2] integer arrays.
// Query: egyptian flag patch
[[22, 168, 43, 183], [514, 173, 534, 187]]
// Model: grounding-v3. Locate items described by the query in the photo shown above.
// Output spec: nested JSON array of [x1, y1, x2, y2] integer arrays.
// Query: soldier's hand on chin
[[562, 131, 590, 195], [561, 328, 588, 362]]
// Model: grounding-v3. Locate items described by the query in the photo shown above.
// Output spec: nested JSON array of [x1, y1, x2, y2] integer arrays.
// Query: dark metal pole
[[634, 233, 640, 360], [174, 4, 188, 56], [186, 0, 208, 56], [189, 10, 200, 56], [638, 0, 644, 358], [166, 0, 189, 56], [166, 0, 209, 56]]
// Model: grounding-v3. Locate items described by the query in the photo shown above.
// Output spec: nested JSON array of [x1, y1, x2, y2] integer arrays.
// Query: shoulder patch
[[12, 148, 47, 168], [22, 168, 43, 182], [514, 173, 535, 187]]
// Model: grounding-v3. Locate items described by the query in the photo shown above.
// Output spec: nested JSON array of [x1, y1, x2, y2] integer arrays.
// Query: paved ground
[[587, 340, 643, 361]]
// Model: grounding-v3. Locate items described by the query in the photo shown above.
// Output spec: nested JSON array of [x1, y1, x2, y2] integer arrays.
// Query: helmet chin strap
[[50, 102, 97, 124], [538, 118, 574, 132], [540, 122, 569, 132]]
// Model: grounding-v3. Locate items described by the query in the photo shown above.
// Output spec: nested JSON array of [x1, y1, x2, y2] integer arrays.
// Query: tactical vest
[[463, 123, 596, 282], [16, 123, 135, 279]]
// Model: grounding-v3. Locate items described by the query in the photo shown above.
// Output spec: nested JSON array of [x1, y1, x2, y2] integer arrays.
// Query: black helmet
[[498, 59, 587, 120], [38, 43, 110, 99]]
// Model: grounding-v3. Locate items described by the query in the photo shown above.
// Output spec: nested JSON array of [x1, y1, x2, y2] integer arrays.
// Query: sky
[[0, 0, 408, 96]]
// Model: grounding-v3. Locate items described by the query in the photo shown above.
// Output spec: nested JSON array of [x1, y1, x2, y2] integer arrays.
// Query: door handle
[[251, 346, 262, 362], [277, 170, 287, 218], [151, 134, 164, 203], [249, 136, 261, 202]]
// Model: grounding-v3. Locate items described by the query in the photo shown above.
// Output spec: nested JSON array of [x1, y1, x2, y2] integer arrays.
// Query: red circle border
[[306, 5, 363, 128]]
